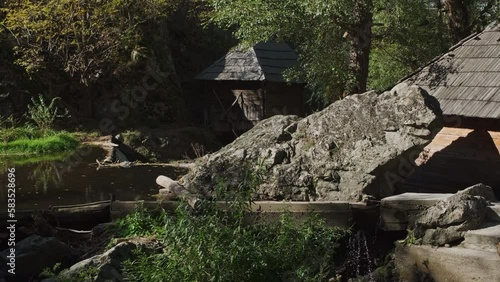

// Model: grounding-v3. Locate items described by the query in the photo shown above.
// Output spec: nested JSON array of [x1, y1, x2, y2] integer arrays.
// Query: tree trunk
[[345, 0, 373, 96], [444, 0, 471, 44], [80, 85, 94, 118]]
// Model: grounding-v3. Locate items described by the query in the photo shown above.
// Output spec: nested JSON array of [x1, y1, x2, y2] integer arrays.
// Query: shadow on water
[[0, 145, 188, 210]]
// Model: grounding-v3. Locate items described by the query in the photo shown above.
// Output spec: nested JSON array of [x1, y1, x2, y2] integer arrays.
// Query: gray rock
[[412, 185, 491, 245], [57, 237, 161, 282], [0, 235, 70, 282], [181, 83, 441, 201], [458, 183, 498, 202]]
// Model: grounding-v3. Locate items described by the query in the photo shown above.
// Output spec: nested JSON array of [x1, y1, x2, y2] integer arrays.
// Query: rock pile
[[43, 238, 161, 282], [412, 184, 496, 245]]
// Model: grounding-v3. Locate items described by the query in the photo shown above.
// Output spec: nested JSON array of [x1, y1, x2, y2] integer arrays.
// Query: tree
[[444, 0, 472, 43], [346, 0, 373, 95], [1, 0, 185, 119], [207, 0, 373, 107], [369, 0, 451, 90], [2, 0, 177, 86], [437, 0, 499, 44], [208, 0, 500, 108]]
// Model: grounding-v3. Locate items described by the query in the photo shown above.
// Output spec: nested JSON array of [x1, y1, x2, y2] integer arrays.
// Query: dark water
[[0, 146, 187, 210]]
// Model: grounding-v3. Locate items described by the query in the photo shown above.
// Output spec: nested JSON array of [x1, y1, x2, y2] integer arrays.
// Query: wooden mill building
[[196, 42, 305, 137], [402, 22, 500, 198]]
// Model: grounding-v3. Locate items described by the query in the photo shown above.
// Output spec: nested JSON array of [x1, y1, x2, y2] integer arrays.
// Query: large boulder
[[412, 185, 494, 245], [0, 235, 70, 282], [181, 83, 442, 201]]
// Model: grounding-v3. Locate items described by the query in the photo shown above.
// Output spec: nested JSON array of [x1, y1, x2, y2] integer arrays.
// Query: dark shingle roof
[[196, 42, 300, 83], [404, 22, 500, 119]]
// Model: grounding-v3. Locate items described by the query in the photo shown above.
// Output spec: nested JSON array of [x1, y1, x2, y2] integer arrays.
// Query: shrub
[[117, 201, 349, 282], [27, 94, 68, 130], [111, 164, 349, 281]]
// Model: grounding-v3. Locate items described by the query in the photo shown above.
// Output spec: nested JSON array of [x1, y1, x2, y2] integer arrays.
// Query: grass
[[109, 167, 349, 281], [0, 127, 50, 142], [116, 205, 349, 282], [0, 128, 79, 155]]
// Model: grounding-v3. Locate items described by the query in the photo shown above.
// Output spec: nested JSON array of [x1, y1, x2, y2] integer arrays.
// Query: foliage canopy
[[2, 0, 177, 85], [207, 0, 500, 107]]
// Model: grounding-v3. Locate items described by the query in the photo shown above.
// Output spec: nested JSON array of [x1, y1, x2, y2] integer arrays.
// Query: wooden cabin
[[402, 22, 500, 198], [196, 42, 305, 137]]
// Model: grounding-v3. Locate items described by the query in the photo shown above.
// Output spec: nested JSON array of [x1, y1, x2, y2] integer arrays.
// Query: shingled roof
[[404, 22, 500, 119], [196, 42, 300, 83]]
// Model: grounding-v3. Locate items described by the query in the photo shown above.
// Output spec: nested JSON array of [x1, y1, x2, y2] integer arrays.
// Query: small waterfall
[[346, 230, 375, 281]]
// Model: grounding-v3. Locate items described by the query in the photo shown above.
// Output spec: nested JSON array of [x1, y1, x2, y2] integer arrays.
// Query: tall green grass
[[111, 165, 349, 281], [116, 205, 349, 282], [0, 130, 79, 155], [0, 127, 52, 142]]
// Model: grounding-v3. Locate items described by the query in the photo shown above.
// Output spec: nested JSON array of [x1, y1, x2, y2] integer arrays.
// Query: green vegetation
[[399, 229, 417, 246], [121, 130, 158, 161], [41, 263, 99, 282], [106, 166, 348, 281], [0, 93, 78, 156], [0, 131, 78, 155], [0, 126, 51, 143], [27, 95, 69, 131], [3, 0, 500, 119], [0, 0, 234, 124], [206, 0, 500, 107], [368, 0, 451, 91], [2, 0, 176, 85], [116, 205, 348, 282]]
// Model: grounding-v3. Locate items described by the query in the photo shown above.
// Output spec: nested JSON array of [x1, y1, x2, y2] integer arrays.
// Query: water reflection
[[0, 145, 187, 210], [29, 162, 63, 195]]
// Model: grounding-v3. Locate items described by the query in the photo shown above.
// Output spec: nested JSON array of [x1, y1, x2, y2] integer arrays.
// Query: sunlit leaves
[[368, 0, 451, 90], [2, 0, 176, 85], [207, 0, 360, 107]]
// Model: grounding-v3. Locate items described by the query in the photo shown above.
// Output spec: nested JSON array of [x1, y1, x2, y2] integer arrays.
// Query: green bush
[[117, 202, 349, 282], [27, 94, 68, 130], [111, 165, 349, 281]]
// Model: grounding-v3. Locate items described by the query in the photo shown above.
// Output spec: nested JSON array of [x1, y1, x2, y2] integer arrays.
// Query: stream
[[0, 145, 188, 210]]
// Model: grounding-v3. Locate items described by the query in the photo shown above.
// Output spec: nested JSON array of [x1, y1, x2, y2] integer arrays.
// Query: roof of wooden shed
[[196, 42, 300, 83], [403, 22, 500, 119]]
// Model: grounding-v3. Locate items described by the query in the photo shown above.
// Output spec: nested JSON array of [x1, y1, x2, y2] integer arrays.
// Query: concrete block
[[486, 202, 500, 223], [395, 244, 500, 282], [463, 223, 500, 252], [380, 193, 452, 231]]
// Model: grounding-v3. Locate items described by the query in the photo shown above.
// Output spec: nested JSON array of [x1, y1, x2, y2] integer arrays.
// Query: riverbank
[[10, 201, 355, 282], [0, 128, 79, 156]]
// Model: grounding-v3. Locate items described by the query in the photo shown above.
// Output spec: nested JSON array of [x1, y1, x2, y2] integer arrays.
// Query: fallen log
[[156, 175, 201, 209]]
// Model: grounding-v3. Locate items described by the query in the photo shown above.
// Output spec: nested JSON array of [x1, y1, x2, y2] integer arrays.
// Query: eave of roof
[[402, 22, 500, 119], [196, 42, 302, 83]]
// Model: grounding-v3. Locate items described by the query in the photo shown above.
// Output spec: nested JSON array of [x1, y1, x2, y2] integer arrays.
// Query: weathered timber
[[49, 201, 111, 228], [156, 175, 200, 209], [110, 200, 376, 229]]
